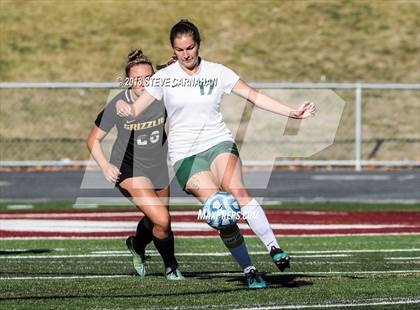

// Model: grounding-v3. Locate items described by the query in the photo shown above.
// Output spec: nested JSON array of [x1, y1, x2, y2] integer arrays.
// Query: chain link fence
[[0, 83, 419, 169]]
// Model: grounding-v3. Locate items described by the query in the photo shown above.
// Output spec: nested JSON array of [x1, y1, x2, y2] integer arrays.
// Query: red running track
[[1, 209, 419, 238]]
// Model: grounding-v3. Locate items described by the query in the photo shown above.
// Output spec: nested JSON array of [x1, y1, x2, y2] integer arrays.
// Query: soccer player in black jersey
[[87, 49, 183, 280]]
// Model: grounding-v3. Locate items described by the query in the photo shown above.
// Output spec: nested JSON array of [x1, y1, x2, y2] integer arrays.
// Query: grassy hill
[[0, 0, 419, 83]]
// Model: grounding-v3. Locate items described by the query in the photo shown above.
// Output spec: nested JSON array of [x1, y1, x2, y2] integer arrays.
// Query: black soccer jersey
[[95, 89, 168, 171]]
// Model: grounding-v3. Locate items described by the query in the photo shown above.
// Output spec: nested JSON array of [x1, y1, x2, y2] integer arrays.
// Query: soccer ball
[[201, 192, 241, 229]]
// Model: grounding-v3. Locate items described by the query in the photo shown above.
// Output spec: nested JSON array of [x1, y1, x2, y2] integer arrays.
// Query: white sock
[[243, 265, 256, 274], [220, 224, 253, 271], [241, 198, 280, 251]]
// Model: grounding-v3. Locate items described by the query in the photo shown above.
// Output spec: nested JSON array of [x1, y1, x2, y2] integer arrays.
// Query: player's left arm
[[232, 79, 316, 119]]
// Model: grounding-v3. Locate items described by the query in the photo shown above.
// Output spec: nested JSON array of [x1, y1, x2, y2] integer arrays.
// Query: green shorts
[[173, 141, 240, 190]]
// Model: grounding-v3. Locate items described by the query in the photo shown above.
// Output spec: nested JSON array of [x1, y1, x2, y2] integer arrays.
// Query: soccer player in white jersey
[[116, 20, 316, 289]]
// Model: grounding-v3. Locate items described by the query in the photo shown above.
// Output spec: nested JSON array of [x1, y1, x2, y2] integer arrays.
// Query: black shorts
[[114, 160, 170, 193]]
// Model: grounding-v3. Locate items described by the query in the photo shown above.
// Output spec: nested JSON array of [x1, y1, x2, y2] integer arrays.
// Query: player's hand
[[100, 162, 121, 183], [291, 101, 316, 119], [116, 99, 133, 117]]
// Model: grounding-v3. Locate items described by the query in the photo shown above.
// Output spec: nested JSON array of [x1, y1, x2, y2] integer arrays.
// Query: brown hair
[[156, 53, 177, 70], [170, 19, 201, 47], [157, 19, 200, 69], [125, 49, 153, 77]]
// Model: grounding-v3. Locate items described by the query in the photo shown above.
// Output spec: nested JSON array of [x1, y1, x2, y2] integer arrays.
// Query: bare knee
[[224, 187, 251, 206]]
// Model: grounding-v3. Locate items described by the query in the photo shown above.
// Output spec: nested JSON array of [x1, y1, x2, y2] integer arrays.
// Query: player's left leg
[[127, 186, 170, 274], [118, 182, 153, 276], [210, 152, 290, 271]]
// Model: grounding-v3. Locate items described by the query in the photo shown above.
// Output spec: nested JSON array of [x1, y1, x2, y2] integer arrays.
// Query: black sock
[[133, 218, 153, 255], [152, 232, 178, 269]]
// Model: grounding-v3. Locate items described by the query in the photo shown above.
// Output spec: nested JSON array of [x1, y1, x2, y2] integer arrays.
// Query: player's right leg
[[119, 177, 184, 280], [117, 182, 151, 276], [210, 152, 290, 272], [126, 216, 153, 276], [184, 171, 266, 289]]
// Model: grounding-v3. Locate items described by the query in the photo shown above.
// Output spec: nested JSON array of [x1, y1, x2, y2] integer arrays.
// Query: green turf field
[[1, 201, 420, 309], [1, 235, 419, 309], [0, 202, 420, 310]]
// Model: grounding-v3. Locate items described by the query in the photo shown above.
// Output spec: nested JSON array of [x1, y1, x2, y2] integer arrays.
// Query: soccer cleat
[[165, 267, 185, 280], [245, 268, 267, 289], [270, 246, 290, 272], [126, 236, 147, 277]]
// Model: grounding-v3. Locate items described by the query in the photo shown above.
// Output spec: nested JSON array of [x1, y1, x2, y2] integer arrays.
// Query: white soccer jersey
[[145, 59, 240, 164]]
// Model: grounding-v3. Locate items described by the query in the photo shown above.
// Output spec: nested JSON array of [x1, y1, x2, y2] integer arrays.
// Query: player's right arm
[[115, 90, 156, 118], [86, 125, 121, 183]]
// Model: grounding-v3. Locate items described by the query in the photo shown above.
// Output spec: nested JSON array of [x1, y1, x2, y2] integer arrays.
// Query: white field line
[[92, 250, 132, 254], [0, 248, 65, 252], [0, 210, 209, 218], [6, 205, 33, 210], [92, 248, 420, 255], [71, 298, 420, 310], [72, 204, 98, 209], [312, 175, 391, 181], [0, 253, 337, 259], [0, 210, 348, 219], [278, 232, 420, 237], [2, 248, 420, 259], [0, 254, 132, 259], [397, 175, 417, 181], [96, 250, 351, 258], [386, 257, 420, 260], [217, 270, 420, 277], [0, 211, 155, 218], [0, 211, 144, 218], [1, 219, 418, 232], [0, 181, 11, 187], [0, 253, 351, 259], [0, 275, 129, 280], [232, 298, 420, 310], [1, 270, 419, 281], [293, 248, 420, 254], [2, 232, 420, 240], [135, 298, 420, 310]]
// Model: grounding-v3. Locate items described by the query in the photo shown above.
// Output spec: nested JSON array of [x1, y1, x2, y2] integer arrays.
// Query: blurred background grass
[[0, 0, 419, 162], [1, 0, 419, 82]]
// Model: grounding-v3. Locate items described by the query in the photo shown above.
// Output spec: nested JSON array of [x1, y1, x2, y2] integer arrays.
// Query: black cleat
[[270, 246, 291, 272]]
